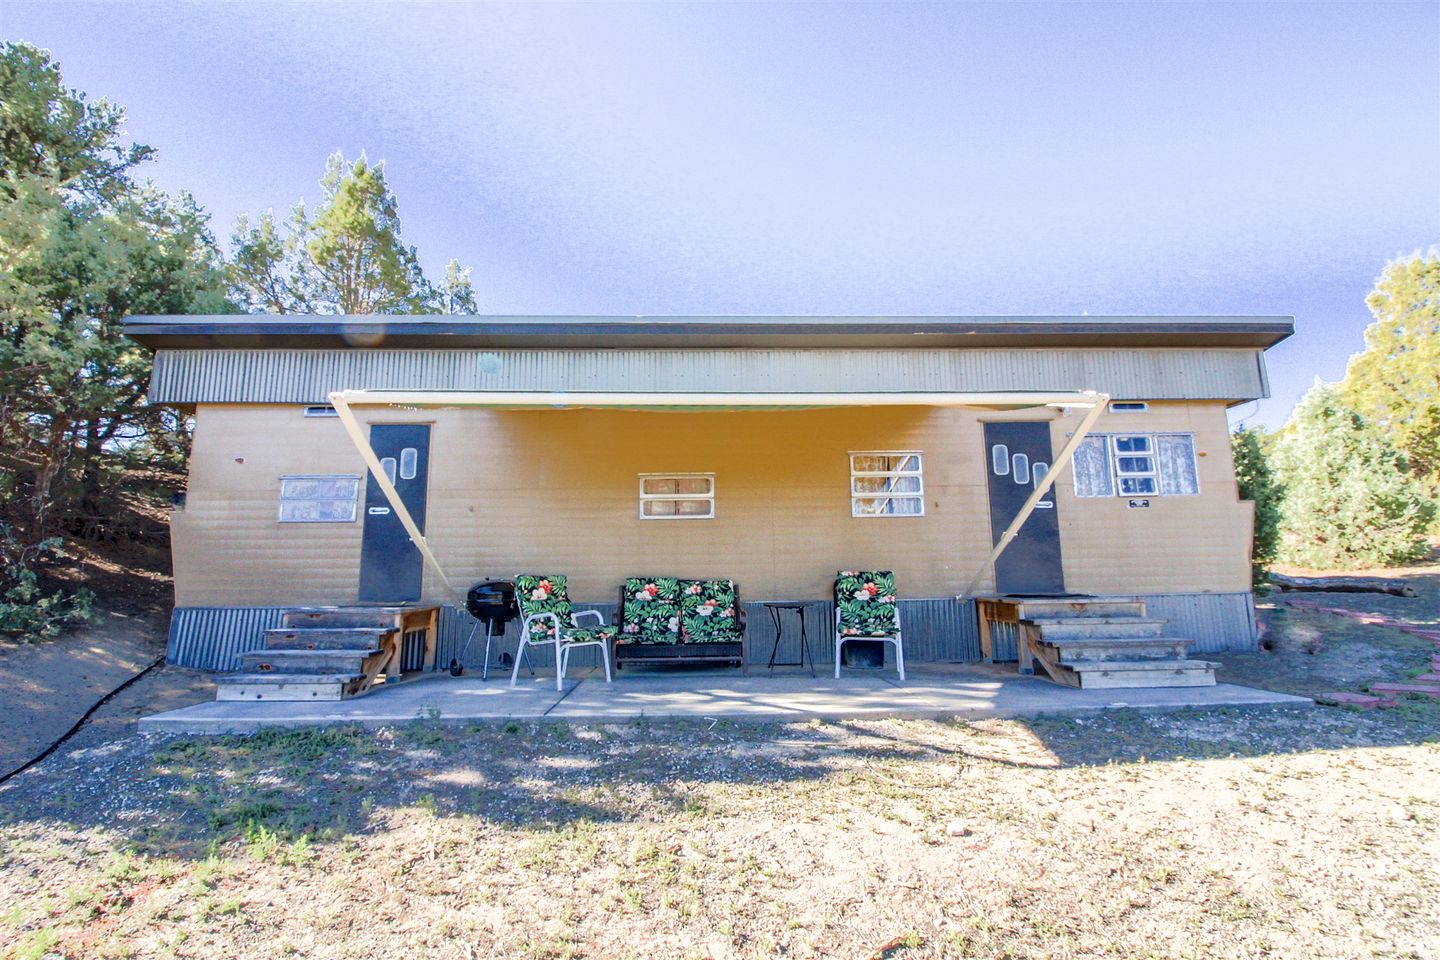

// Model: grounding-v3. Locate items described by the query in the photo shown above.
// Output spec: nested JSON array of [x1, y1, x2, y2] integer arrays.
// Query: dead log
[[1269, 572, 1416, 597]]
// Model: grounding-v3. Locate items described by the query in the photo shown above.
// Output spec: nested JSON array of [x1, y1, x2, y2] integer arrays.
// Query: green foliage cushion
[[515, 574, 574, 640], [679, 580, 742, 644], [559, 625, 620, 646], [834, 570, 900, 637], [515, 574, 618, 645], [620, 577, 681, 644]]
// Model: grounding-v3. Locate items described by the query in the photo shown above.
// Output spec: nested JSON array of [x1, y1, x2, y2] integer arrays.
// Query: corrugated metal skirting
[[167, 599, 980, 672], [436, 598, 981, 670], [165, 593, 1252, 673], [166, 606, 287, 672], [980, 591, 1258, 662], [1142, 592, 1258, 653]]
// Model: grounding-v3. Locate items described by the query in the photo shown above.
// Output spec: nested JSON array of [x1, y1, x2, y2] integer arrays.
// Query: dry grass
[[2, 705, 1438, 960], [4, 563, 1440, 959]]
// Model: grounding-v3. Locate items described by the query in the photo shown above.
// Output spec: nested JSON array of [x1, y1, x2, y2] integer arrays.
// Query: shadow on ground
[[3, 560, 1438, 862]]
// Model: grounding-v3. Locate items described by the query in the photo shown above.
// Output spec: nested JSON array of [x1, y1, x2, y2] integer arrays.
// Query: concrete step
[[1043, 636, 1195, 663], [1063, 658, 1218, 689], [1014, 598, 1148, 620], [241, 648, 384, 675], [265, 627, 392, 650], [1030, 617, 1168, 640], [282, 607, 406, 630], [215, 672, 367, 702]]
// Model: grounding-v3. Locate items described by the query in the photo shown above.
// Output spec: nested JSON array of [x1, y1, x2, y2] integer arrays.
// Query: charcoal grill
[[450, 580, 529, 679]]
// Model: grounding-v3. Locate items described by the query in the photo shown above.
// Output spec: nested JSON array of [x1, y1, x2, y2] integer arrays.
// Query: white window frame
[[1111, 435, 1159, 496], [850, 451, 925, 518], [637, 473, 715, 520], [277, 474, 360, 523], [1073, 433, 1199, 498]]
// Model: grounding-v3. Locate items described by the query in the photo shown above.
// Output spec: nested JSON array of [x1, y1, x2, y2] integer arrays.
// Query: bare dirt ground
[[2, 675, 1437, 958], [0, 528, 189, 781], [1217, 553, 1440, 701], [2, 548, 1438, 958], [0, 609, 169, 780]]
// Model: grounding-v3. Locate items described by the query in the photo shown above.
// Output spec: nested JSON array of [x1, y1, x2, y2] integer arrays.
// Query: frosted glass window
[[1011, 453, 1030, 485], [278, 475, 359, 523], [1032, 461, 1053, 508], [1157, 434, 1200, 495], [1072, 436, 1114, 498], [399, 447, 418, 480], [380, 457, 397, 485], [639, 474, 715, 519], [1073, 434, 1198, 499], [991, 444, 1010, 476], [850, 452, 924, 517]]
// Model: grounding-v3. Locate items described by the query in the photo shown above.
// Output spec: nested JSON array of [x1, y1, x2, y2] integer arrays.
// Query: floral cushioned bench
[[613, 577, 747, 669]]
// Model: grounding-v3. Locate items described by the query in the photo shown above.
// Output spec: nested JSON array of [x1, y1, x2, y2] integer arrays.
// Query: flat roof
[[123, 314, 1295, 350]]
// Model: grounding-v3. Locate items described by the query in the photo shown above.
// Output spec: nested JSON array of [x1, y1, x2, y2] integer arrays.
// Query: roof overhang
[[125, 314, 1295, 350], [327, 388, 1105, 411]]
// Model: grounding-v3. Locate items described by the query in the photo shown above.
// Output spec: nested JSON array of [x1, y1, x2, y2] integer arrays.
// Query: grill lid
[[466, 579, 519, 622]]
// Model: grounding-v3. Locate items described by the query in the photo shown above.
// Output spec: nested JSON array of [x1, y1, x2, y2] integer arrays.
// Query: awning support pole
[[329, 392, 468, 609], [958, 392, 1110, 602]]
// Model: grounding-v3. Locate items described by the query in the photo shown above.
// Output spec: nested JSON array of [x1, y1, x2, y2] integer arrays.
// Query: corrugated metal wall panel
[[440, 599, 978, 669], [170, 599, 978, 673], [151, 347, 1266, 404], [166, 594, 1245, 672], [1142, 591, 1258, 653], [981, 591, 1257, 662], [166, 606, 286, 672]]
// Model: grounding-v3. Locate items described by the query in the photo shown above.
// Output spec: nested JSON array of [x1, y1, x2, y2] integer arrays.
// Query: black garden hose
[[0, 654, 166, 787]]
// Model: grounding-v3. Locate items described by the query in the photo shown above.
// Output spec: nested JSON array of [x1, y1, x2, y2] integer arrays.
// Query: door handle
[[368, 507, 391, 515]]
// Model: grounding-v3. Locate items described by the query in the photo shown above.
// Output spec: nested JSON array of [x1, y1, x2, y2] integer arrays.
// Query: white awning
[[327, 388, 1105, 410]]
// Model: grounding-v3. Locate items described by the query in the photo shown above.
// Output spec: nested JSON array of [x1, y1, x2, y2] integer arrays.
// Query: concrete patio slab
[[138, 663, 1311, 734], [138, 674, 578, 734]]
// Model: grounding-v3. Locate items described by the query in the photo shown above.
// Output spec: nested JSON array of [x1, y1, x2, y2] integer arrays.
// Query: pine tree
[[0, 41, 230, 636], [230, 152, 474, 314], [1341, 249, 1440, 497], [1271, 382, 1435, 569]]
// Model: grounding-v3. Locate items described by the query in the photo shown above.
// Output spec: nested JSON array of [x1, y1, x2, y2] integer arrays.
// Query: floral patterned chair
[[833, 570, 905, 681], [613, 577, 747, 670], [513, 574, 615, 690]]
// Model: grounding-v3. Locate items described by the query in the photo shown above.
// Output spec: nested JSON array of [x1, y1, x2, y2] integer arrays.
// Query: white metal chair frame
[[833, 609, 906, 682], [513, 608, 614, 691]]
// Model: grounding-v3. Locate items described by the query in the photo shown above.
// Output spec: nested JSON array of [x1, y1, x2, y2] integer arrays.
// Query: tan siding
[[173, 401, 1251, 605]]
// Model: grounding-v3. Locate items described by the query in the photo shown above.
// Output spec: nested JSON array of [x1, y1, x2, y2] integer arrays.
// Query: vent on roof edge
[[1109, 401, 1149, 413], [304, 405, 338, 417]]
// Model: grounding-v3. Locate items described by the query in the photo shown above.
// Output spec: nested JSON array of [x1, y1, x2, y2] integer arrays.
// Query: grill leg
[[481, 621, 495, 681], [456, 621, 483, 675]]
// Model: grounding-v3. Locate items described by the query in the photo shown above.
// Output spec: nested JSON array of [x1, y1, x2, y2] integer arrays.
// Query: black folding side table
[[763, 601, 817, 677]]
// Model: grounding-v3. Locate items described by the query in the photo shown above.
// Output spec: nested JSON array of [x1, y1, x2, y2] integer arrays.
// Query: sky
[[6, 0, 1438, 428]]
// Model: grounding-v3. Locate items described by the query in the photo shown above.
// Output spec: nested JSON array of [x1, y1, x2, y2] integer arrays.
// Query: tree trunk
[[1269, 572, 1416, 597]]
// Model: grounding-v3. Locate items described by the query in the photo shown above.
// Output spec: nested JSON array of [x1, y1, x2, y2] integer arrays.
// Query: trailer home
[[125, 314, 1292, 689]]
